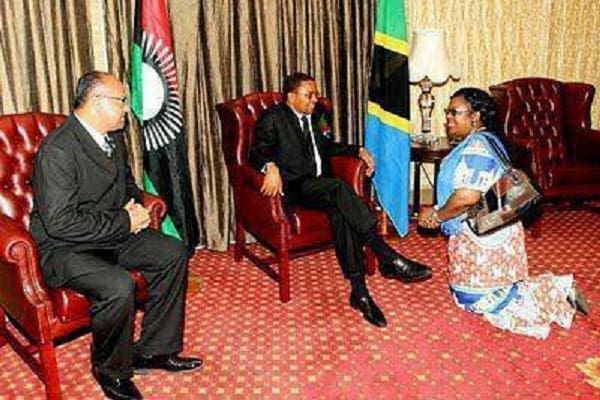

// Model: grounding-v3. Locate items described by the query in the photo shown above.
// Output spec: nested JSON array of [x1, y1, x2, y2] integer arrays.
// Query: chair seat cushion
[[546, 164, 600, 189], [49, 270, 149, 324], [544, 164, 600, 199], [287, 207, 331, 235]]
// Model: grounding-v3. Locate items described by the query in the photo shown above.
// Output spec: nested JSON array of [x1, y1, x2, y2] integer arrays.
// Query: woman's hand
[[418, 206, 442, 229]]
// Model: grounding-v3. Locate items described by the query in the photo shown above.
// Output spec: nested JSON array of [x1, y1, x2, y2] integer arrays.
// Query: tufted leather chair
[[490, 78, 600, 236], [0, 112, 166, 400], [216, 92, 376, 303]]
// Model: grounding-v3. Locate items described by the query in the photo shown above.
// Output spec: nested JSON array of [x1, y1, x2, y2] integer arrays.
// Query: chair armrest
[[330, 155, 369, 198], [235, 165, 288, 226], [573, 129, 600, 163], [0, 214, 54, 338], [141, 192, 167, 230]]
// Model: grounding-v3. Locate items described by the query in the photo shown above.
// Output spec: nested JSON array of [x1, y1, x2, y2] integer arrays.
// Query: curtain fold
[[0, 0, 93, 114], [102, 0, 145, 184]]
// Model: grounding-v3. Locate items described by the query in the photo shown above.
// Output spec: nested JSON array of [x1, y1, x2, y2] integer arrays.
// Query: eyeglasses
[[444, 108, 471, 117], [295, 91, 319, 99], [98, 95, 129, 105]]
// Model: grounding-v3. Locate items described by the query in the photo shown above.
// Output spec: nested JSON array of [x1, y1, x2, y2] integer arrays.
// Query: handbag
[[465, 133, 542, 235]]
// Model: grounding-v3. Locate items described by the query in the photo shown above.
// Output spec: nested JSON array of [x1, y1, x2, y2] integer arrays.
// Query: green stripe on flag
[[143, 172, 182, 240], [130, 44, 143, 120], [375, 0, 407, 41]]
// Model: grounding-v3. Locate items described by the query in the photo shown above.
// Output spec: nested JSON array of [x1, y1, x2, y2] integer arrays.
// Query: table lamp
[[409, 29, 457, 142]]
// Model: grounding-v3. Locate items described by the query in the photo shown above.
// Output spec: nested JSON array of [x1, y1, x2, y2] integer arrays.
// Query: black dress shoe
[[349, 291, 387, 328], [133, 353, 203, 374], [92, 367, 142, 400], [379, 257, 432, 283]]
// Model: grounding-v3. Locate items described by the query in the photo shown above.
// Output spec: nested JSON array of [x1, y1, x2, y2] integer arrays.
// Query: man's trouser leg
[[296, 177, 378, 277]]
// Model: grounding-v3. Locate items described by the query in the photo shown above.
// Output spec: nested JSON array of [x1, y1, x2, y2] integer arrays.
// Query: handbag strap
[[477, 131, 511, 169]]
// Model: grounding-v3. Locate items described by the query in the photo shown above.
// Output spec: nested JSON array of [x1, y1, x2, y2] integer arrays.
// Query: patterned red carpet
[[1, 210, 599, 399]]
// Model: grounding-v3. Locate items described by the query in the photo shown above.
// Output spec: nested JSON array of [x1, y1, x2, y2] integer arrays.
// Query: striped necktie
[[103, 135, 115, 158]]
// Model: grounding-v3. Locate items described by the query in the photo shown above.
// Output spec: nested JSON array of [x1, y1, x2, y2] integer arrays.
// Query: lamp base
[[412, 133, 439, 145], [418, 78, 435, 136]]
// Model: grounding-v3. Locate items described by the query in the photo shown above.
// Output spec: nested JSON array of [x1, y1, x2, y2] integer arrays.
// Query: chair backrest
[[490, 77, 595, 169], [0, 112, 66, 229], [216, 91, 333, 171], [491, 78, 569, 168]]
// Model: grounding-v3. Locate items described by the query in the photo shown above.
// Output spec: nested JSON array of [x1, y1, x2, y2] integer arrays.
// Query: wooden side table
[[410, 137, 453, 214]]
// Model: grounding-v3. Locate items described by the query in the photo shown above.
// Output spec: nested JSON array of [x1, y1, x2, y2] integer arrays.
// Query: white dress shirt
[[74, 112, 112, 155]]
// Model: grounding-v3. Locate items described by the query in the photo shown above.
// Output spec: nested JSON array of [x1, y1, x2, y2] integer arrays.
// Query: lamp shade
[[409, 29, 455, 84]]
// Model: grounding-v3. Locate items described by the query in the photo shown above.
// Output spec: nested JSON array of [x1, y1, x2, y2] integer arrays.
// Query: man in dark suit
[[249, 72, 432, 328], [29, 71, 201, 400]]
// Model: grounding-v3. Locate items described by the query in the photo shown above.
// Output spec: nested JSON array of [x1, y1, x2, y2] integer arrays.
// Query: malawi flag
[[130, 0, 199, 253], [365, 0, 411, 236]]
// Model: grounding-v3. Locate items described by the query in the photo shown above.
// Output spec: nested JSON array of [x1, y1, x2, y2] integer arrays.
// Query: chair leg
[[39, 342, 62, 400], [278, 250, 290, 303], [0, 307, 7, 347], [234, 221, 245, 261]]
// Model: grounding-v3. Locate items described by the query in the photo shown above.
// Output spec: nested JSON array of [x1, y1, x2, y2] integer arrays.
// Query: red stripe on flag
[[142, 0, 173, 50]]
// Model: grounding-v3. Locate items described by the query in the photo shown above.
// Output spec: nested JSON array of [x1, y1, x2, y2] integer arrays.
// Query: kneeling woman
[[418, 87, 588, 339]]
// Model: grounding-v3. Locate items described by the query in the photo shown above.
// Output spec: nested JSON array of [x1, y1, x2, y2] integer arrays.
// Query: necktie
[[103, 135, 115, 158], [301, 116, 316, 175], [301, 116, 311, 141]]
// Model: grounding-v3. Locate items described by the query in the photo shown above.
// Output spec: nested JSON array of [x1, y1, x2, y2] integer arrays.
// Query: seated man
[[249, 72, 432, 328], [29, 71, 201, 400]]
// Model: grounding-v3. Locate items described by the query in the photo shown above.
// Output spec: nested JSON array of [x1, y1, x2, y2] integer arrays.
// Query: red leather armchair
[[490, 78, 600, 236], [0, 113, 166, 400], [217, 92, 375, 303]]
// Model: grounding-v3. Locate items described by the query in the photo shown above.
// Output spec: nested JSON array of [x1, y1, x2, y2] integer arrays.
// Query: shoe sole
[[133, 365, 203, 375], [380, 272, 432, 283]]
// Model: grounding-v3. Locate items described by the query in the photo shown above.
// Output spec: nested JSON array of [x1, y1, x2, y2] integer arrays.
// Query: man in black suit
[[29, 71, 201, 400], [249, 72, 432, 328]]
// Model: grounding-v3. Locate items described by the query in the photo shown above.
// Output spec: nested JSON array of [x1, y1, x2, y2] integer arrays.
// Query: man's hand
[[260, 162, 283, 197], [358, 147, 376, 177], [125, 198, 151, 234]]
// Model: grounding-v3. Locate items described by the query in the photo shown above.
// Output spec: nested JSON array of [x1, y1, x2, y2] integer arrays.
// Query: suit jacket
[[249, 103, 360, 185], [29, 115, 141, 286]]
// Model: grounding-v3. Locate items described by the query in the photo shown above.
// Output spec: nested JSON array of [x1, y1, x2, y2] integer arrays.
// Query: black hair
[[73, 71, 110, 109], [451, 87, 514, 156], [282, 72, 315, 97], [451, 87, 497, 132]]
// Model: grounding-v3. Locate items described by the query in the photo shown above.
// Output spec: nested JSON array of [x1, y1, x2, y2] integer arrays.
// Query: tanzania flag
[[365, 0, 411, 236], [130, 0, 199, 253]]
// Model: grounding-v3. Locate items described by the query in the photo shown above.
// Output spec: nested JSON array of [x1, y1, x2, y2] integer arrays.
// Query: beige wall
[[406, 0, 600, 136]]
